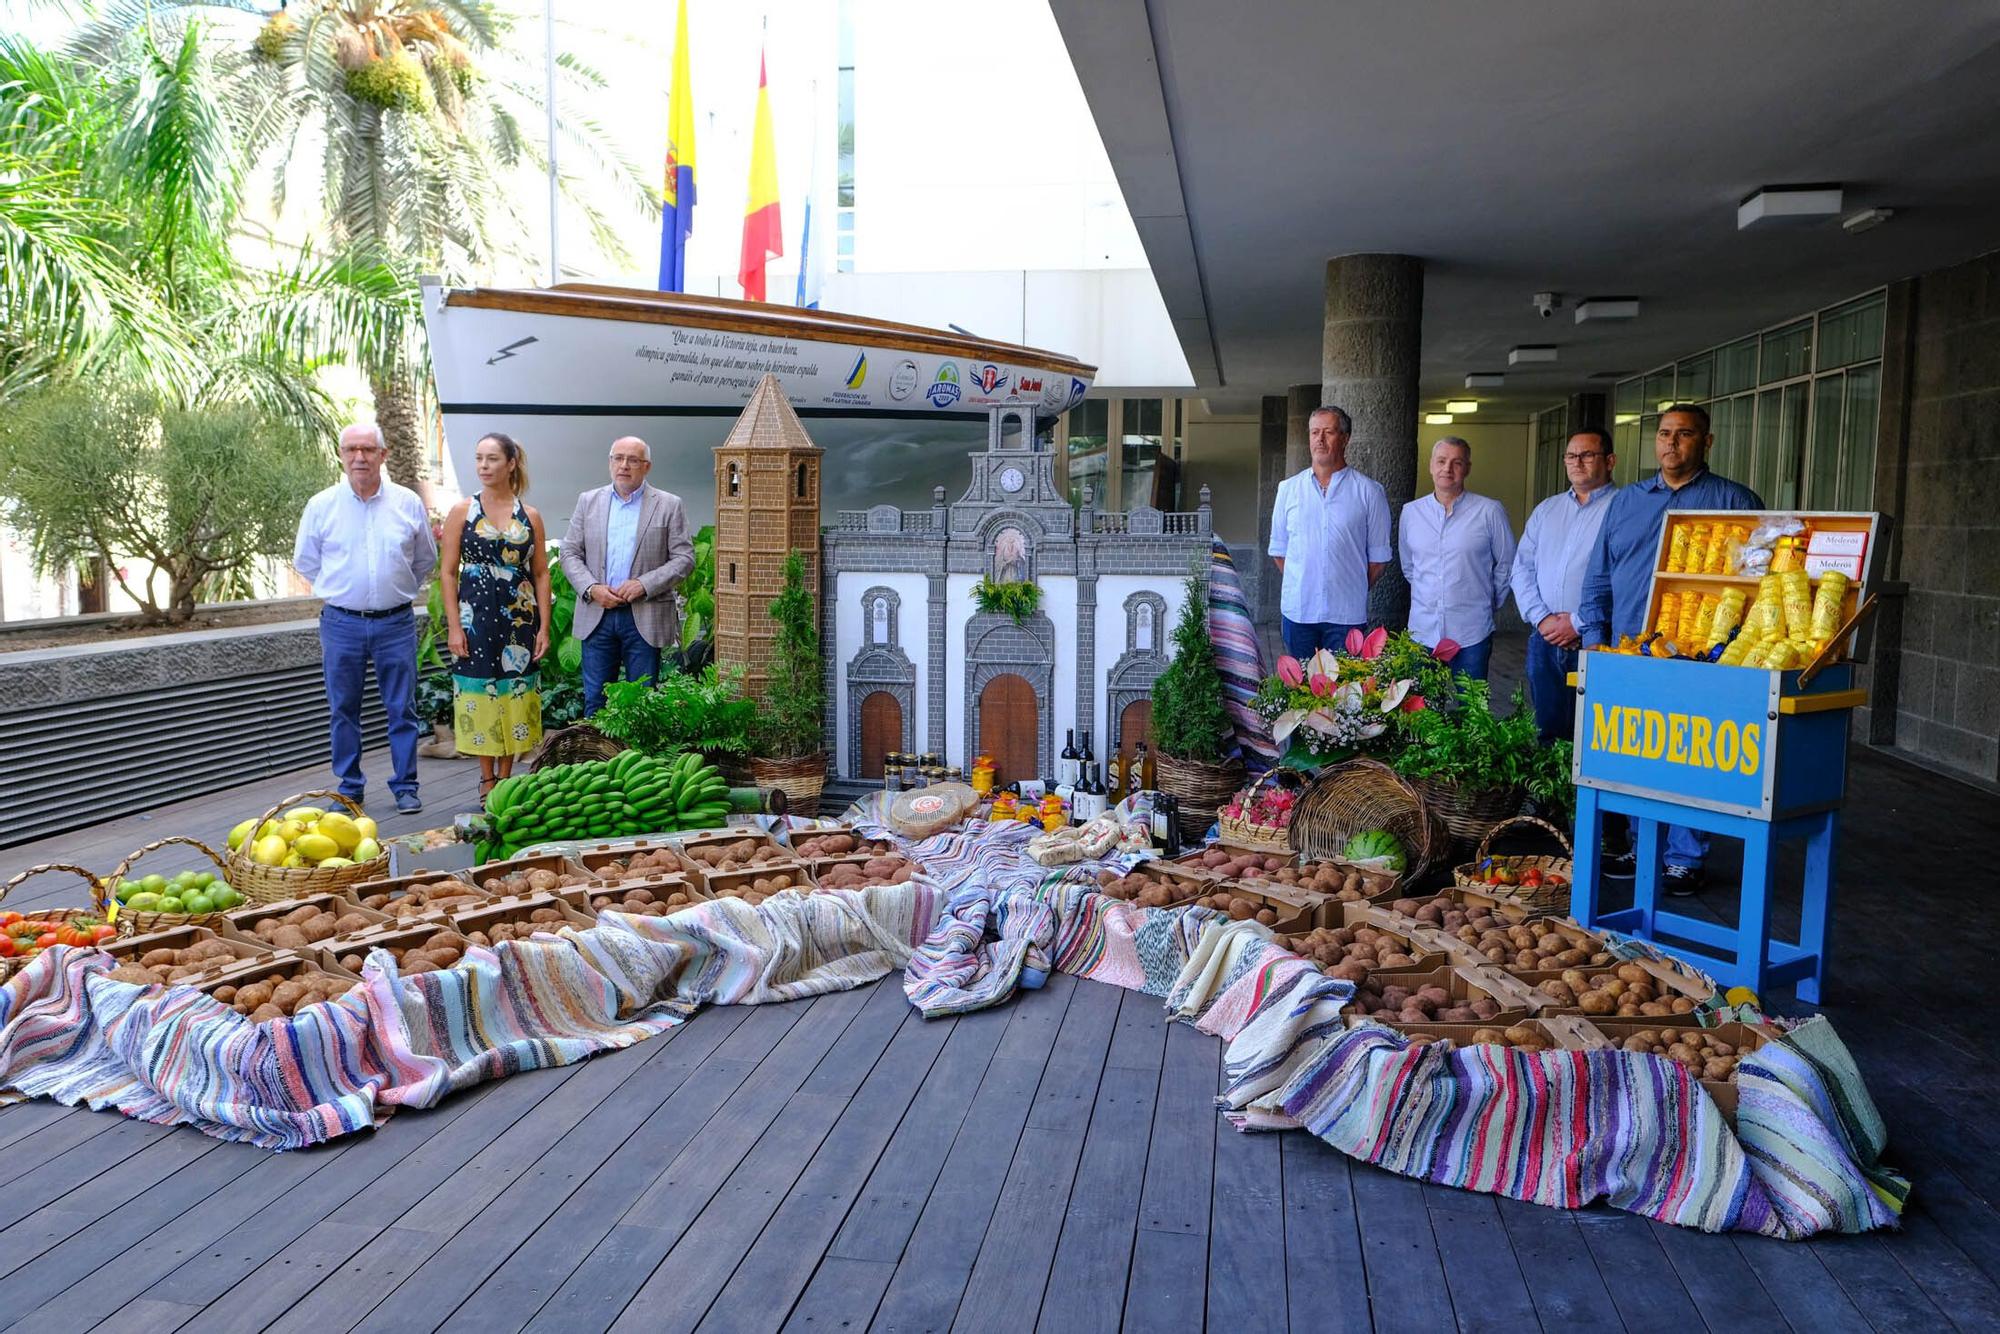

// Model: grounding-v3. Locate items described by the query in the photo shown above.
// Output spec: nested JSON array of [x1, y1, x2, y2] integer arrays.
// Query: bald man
[[561, 436, 694, 715]]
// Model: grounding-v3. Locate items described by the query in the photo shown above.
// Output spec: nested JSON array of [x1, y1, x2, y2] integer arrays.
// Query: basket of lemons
[[223, 790, 388, 904]]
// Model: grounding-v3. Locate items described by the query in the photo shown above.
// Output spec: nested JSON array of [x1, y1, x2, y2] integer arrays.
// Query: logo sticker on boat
[[844, 352, 867, 389], [927, 362, 962, 408], [889, 359, 921, 401]]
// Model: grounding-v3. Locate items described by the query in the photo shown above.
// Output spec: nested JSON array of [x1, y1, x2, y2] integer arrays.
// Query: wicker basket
[[224, 789, 391, 906], [0, 863, 125, 977], [1289, 758, 1444, 889], [750, 752, 827, 818], [527, 724, 626, 773], [1454, 815, 1574, 911], [1215, 768, 1301, 854], [1154, 750, 1246, 842], [1410, 775, 1523, 853], [106, 836, 237, 933]]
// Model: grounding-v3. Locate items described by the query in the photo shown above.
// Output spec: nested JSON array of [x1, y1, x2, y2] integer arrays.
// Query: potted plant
[[973, 575, 1041, 625], [1150, 571, 1243, 838], [1389, 676, 1572, 849], [414, 670, 458, 757], [593, 666, 756, 760], [748, 550, 829, 815]]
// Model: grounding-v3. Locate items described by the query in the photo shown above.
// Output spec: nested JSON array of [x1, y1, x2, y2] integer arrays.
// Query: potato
[[1579, 990, 1617, 1015], [139, 948, 179, 968], [107, 963, 159, 985], [268, 925, 309, 950], [248, 1003, 287, 1023], [299, 917, 338, 943], [1538, 980, 1576, 1006], [270, 979, 311, 1010], [235, 981, 275, 1009]]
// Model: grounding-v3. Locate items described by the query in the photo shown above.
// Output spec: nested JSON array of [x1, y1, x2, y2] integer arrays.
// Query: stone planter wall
[[0, 617, 394, 848]]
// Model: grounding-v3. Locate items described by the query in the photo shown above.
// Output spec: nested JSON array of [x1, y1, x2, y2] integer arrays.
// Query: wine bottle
[[1080, 731, 1095, 768], [1059, 729, 1079, 789], [1107, 750, 1126, 804], [1134, 740, 1156, 792], [1074, 763, 1102, 821]]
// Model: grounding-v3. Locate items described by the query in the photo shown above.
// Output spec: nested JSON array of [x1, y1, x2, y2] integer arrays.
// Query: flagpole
[[544, 0, 560, 286]]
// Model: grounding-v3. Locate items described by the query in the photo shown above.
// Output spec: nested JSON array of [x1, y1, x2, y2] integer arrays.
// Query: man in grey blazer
[[560, 436, 695, 715]]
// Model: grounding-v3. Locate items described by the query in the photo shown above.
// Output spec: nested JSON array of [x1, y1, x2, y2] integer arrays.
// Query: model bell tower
[[713, 373, 823, 702]]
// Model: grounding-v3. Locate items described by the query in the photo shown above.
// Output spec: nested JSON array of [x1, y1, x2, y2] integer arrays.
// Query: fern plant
[[973, 576, 1041, 625], [752, 550, 826, 759]]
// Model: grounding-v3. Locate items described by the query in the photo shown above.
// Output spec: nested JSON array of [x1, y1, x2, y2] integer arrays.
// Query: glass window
[[1805, 372, 1845, 509], [1708, 393, 1753, 480], [1676, 353, 1713, 403], [1760, 320, 1812, 384], [1642, 370, 1675, 414], [1614, 376, 1643, 419], [1714, 337, 1758, 396], [1817, 293, 1886, 371], [1837, 365, 1881, 509], [1120, 398, 1165, 510], [1065, 398, 1109, 507]]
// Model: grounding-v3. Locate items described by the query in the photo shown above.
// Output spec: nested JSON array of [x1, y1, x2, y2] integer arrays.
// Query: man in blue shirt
[[1577, 405, 1762, 894], [1512, 427, 1618, 742]]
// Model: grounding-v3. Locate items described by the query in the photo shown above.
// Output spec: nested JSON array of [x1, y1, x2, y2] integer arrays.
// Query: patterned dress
[[452, 495, 543, 756]]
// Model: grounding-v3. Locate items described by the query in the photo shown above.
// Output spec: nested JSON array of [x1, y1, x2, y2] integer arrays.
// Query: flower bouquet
[[1216, 770, 1301, 851], [1253, 627, 1458, 770]]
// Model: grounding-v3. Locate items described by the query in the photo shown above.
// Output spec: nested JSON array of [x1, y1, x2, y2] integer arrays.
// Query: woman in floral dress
[[441, 433, 552, 798]]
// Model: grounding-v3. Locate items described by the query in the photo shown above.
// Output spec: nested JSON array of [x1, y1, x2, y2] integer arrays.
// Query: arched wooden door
[[1118, 700, 1153, 755], [979, 674, 1039, 786], [858, 691, 902, 780]]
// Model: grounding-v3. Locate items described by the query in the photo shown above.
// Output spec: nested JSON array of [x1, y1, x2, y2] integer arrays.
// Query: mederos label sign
[[1574, 653, 1772, 816]]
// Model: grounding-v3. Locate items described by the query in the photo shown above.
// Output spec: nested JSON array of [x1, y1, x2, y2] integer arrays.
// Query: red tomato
[[0, 937, 15, 957], [92, 924, 116, 941], [36, 931, 58, 948], [0, 912, 19, 927]]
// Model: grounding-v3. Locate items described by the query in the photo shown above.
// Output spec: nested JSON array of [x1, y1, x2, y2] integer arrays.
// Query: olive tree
[[0, 384, 333, 622]]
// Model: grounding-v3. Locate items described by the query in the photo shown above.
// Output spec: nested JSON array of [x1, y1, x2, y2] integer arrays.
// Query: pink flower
[[1361, 627, 1388, 659], [1309, 672, 1333, 697], [1435, 638, 1461, 663], [1345, 627, 1366, 655], [1401, 693, 1426, 713], [1277, 655, 1305, 687]]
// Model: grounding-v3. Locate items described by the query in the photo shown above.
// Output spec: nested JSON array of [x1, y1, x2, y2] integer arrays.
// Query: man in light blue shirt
[[1577, 405, 1762, 894], [561, 437, 695, 715], [293, 423, 438, 812], [1398, 437, 1515, 681], [1268, 405, 1393, 658], [1511, 427, 1618, 741]]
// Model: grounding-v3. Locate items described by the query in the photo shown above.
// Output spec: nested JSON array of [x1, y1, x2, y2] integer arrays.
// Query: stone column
[[1255, 395, 1288, 638], [1285, 383, 1318, 475], [1323, 253, 1423, 629], [1076, 573, 1098, 762], [927, 569, 948, 757]]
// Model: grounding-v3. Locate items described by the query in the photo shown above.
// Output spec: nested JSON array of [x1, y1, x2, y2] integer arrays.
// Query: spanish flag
[[738, 47, 782, 303], [657, 0, 697, 291]]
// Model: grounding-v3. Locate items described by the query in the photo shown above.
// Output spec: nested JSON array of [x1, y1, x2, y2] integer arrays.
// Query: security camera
[[1533, 291, 1562, 319]]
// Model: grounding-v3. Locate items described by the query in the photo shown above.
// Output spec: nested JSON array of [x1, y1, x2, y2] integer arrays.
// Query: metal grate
[[0, 664, 389, 848]]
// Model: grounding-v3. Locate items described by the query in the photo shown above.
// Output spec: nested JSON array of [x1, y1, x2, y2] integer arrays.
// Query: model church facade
[[818, 404, 1214, 786]]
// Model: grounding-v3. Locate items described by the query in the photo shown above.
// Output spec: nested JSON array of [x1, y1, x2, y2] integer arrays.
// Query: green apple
[[126, 892, 164, 911], [141, 873, 168, 893], [182, 892, 215, 914]]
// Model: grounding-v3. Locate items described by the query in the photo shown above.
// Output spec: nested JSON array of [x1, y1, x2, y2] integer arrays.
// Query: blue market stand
[[1567, 509, 1884, 1003]]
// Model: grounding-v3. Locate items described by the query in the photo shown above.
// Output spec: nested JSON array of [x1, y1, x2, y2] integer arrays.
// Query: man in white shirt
[[293, 423, 439, 813], [1399, 437, 1516, 680], [1267, 405, 1393, 658], [1511, 427, 1618, 741]]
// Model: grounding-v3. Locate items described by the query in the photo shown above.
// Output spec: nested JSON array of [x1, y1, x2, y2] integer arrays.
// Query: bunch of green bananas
[[482, 751, 746, 859]]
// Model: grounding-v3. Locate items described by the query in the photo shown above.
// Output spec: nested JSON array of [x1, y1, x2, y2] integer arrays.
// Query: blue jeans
[[582, 605, 662, 716], [1630, 823, 1711, 870], [1281, 617, 1365, 660], [1525, 634, 1579, 742], [1449, 635, 1493, 681], [319, 607, 421, 799]]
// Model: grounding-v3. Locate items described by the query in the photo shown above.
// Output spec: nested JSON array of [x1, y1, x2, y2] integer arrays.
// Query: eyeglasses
[[1563, 451, 1608, 463], [609, 454, 649, 466]]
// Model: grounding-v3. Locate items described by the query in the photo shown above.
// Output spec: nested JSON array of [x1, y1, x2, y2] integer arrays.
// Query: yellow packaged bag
[[1718, 634, 1755, 666], [1665, 524, 1691, 573], [1701, 526, 1732, 574], [1655, 593, 1680, 641], [1677, 592, 1706, 647], [1779, 569, 1812, 638], [1689, 593, 1719, 651], [1708, 588, 1748, 648], [1746, 584, 1784, 641], [1809, 571, 1851, 641], [1683, 523, 1712, 576]]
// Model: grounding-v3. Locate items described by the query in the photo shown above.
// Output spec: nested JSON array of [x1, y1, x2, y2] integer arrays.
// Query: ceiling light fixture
[[1446, 400, 1478, 414], [1575, 298, 1641, 323], [1738, 184, 1844, 230], [1508, 346, 1558, 366], [1843, 207, 1895, 235], [1425, 413, 1455, 426], [1464, 373, 1505, 388], [1614, 413, 1639, 425]]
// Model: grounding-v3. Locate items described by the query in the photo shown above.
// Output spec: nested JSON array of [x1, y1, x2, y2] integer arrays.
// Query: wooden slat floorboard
[[0, 729, 1988, 1332]]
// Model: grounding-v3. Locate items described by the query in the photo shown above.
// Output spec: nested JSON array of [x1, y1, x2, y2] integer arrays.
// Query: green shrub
[[1151, 572, 1232, 764], [752, 550, 825, 759]]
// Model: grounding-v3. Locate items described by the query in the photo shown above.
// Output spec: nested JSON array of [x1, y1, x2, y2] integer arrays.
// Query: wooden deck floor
[[1, 744, 1998, 1333]]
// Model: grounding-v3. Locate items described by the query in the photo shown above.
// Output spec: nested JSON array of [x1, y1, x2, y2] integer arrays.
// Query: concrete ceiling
[[1048, 0, 2000, 416]]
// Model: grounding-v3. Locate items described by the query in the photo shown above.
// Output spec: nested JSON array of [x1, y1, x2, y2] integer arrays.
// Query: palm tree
[[230, 1, 656, 488]]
